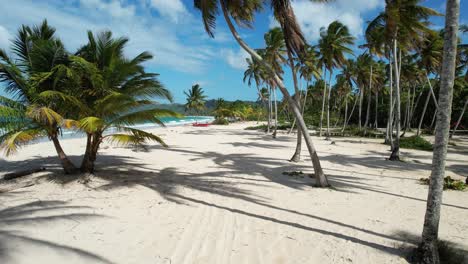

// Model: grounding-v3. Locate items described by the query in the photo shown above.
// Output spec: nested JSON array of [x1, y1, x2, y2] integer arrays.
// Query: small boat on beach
[[192, 123, 211, 127]]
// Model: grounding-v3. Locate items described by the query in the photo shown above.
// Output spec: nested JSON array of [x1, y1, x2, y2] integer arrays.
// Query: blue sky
[[0, 0, 466, 103]]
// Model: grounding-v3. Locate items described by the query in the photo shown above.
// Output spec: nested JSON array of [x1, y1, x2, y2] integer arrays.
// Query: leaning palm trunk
[[343, 94, 358, 133], [419, 0, 459, 261], [288, 49, 302, 161], [417, 73, 440, 135], [342, 95, 349, 132], [319, 69, 327, 137], [220, 1, 329, 187], [450, 98, 467, 138], [291, 84, 309, 162], [325, 71, 333, 140], [389, 38, 401, 161], [50, 132, 77, 174]]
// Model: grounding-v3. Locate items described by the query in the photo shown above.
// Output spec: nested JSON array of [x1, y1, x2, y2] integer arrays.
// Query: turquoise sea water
[[0, 116, 215, 141]]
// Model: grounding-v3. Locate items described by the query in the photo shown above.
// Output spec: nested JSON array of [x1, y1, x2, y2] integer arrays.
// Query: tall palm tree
[[262, 27, 287, 138], [355, 54, 374, 131], [244, 58, 270, 127], [0, 20, 78, 173], [419, 0, 459, 262], [74, 31, 176, 173], [290, 45, 321, 161], [318, 20, 355, 140], [184, 84, 208, 116], [194, 0, 330, 187], [337, 59, 357, 132], [367, 0, 440, 161], [416, 30, 444, 136]]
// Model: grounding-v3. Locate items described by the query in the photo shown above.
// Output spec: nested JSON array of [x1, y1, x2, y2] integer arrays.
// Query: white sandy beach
[[0, 122, 467, 264]]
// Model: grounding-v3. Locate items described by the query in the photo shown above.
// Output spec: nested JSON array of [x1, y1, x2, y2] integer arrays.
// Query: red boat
[[192, 123, 211, 127]]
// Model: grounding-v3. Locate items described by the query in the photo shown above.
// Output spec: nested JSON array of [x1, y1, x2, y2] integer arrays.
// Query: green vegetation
[[419, 176, 466, 191], [0, 20, 177, 174], [400, 136, 433, 151]]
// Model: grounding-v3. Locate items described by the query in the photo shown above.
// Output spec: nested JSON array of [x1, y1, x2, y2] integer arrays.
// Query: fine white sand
[[0, 122, 467, 264]]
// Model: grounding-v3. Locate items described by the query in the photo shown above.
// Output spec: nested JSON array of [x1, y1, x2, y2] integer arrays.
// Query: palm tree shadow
[[0, 200, 112, 263]]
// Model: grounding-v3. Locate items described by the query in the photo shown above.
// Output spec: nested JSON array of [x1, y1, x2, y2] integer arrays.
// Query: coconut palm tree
[[262, 27, 287, 138], [367, 0, 440, 160], [72, 31, 176, 173], [416, 30, 444, 136], [290, 45, 321, 161], [419, 0, 459, 262], [184, 84, 208, 116], [318, 20, 355, 140], [194, 0, 330, 187], [0, 20, 78, 174]]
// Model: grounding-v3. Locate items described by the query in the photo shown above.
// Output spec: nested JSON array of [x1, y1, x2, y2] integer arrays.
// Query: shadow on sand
[[0, 199, 112, 263], [1, 129, 467, 261]]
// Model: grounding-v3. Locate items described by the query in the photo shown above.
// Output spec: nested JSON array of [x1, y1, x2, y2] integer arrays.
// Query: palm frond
[[0, 128, 46, 156]]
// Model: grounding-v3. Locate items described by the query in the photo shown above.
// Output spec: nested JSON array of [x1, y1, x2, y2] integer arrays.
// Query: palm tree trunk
[[320, 68, 327, 137], [419, 1, 459, 261], [50, 133, 77, 174], [408, 84, 417, 130], [374, 88, 379, 128], [267, 87, 272, 134], [390, 39, 401, 161], [410, 87, 424, 129], [401, 87, 410, 137], [326, 69, 333, 140], [450, 98, 467, 138], [273, 87, 278, 138], [388, 57, 394, 146], [418, 89, 432, 136], [364, 64, 373, 134], [287, 48, 302, 161], [418, 73, 440, 136], [342, 95, 348, 132], [291, 84, 309, 162], [81, 133, 101, 174], [220, 1, 329, 187], [344, 94, 358, 132], [358, 85, 364, 130]]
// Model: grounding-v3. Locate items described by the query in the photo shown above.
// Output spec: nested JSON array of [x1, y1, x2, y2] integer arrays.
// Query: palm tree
[[416, 30, 444, 136], [0, 20, 78, 174], [244, 58, 271, 128], [194, 0, 330, 187], [419, 0, 459, 262], [367, 0, 440, 161], [184, 84, 208, 116], [355, 54, 374, 131], [337, 59, 357, 132], [262, 27, 287, 138], [290, 45, 321, 161], [73, 31, 176, 173], [318, 20, 355, 140]]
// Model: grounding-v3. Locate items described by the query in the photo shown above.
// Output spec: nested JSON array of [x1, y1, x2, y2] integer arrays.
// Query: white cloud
[[0, 0, 214, 73], [0, 25, 11, 50], [270, 0, 383, 42], [79, 0, 136, 18], [222, 48, 250, 70], [149, 0, 188, 23]]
